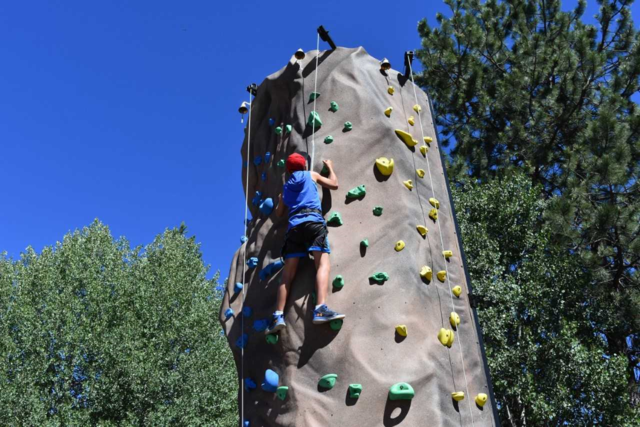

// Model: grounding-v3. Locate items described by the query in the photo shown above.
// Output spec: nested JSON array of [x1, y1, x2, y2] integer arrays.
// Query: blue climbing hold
[[243, 160, 248, 167], [253, 156, 262, 166], [244, 422, 250, 427], [224, 308, 234, 319], [259, 198, 274, 216], [234, 282, 243, 294], [242, 306, 252, 317], [247, 257, 259, 268], [240, 235, 248, 243], [253, 319, 269, 332], [259, 258, 285, 280], [244, 378, 257, 392], [265, 152, 272, 163], [262, 369, 279, 392], [269, 118, 275, 126], [261, 172, 267, 182], [252, 191, 262, 206], [236, 333, 248, 349]]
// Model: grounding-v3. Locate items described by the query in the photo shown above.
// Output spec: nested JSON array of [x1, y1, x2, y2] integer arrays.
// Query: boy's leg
[[311, 251, 345, 324], [312, 251, 330, 306], [276, 257, 299, 311]]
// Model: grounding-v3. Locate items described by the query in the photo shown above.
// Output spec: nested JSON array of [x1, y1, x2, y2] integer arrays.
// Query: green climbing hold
[[275, 126, 282, 135], [346, 185, 366, 199], [309, 92, 320, 102], [333, 275, 345, 289], [361, 239, 369, 248], [276, 386, 289, 400], [389, 382, 415, 401], [324, 135, 334, 144], [373, 206, 383, 216], [285, 124, 292, 134], [330, 319, 343, 331], [277, 159, 285, 168], [370, 272, 389, 284], [349, 384, 363, 399], [319, 374, 338, 389], [266, 334, 279, 344], [330, 101, 339, 112], [327, 212, 343, 226], [321, 164, 329, 176], [344, 121, 353, 131], [307, 111, 322, 128]]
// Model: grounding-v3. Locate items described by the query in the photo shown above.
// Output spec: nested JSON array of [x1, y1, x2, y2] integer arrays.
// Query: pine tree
[[417, 0, 640, 419]]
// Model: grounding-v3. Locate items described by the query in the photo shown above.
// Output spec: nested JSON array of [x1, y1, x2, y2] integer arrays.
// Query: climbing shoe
[[313, 305, 346, 324], [266, 313, 286, 334]]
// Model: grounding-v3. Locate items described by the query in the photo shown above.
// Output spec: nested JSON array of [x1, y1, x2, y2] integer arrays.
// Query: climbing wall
[[221, 46, 498, 427]]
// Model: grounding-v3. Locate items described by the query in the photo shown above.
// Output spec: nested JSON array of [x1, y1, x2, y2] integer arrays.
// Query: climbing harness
[[407, 59, 475, 426]]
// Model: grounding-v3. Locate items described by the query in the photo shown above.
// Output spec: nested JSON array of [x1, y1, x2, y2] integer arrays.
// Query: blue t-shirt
[[283, 171, 324, 229]]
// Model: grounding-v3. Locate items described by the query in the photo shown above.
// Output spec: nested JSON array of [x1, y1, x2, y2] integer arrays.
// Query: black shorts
[[282, 221, 331, 259]]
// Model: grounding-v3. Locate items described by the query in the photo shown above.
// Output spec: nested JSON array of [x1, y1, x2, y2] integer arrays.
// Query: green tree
[[0, 220, 237, 426], [417, 0, 639, 417], [453, 174, 635, 425]]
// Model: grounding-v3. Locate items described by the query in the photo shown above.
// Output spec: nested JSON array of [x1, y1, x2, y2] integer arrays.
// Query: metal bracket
[[246, 83, 257, 96], [317, 25, 337, 50]]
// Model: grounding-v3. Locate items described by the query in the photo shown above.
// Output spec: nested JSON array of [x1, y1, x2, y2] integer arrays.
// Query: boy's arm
[[275, 193, 287, 217], [311, 160, 338, 190]]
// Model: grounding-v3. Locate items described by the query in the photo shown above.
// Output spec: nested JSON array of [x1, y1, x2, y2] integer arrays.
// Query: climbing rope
[[310, 32, 320, 170], [240, 89, 254, 427], [407, 61, 475, 426]]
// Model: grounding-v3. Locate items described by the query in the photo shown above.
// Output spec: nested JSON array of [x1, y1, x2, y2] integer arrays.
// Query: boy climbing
[[267, 152, 346, 334]]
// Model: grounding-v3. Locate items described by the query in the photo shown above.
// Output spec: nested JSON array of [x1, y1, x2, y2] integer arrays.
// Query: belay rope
[[407, 60, 475, 427], [310, 32, 320, 170], [240, 87, 253, 427]]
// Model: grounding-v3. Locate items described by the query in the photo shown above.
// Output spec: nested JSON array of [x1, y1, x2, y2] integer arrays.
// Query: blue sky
[[1, 1, 637, 277]]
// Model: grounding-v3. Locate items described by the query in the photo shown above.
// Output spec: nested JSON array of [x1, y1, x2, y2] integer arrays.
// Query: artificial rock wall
[[221, 46, 498, 427]]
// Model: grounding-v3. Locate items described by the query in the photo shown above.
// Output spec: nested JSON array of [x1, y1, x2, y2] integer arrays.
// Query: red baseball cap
[[286, 153, 306, 173]]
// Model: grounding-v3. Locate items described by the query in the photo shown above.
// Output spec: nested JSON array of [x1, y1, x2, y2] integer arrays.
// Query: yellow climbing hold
[[438, 328, 455, 347], [420, 145, 428, 156], [475, 393, 488, 407], [449, 312, 460, 328], [404, 180, 414, 190], [416, 169, 425, 178], [413, 104, 422, 113], [395, 240, 405, 252], [420, 266, 432, 281], [429, 198, 440, 209], [416, 225, 428, 237], [443, 250, 453, 259], [388, 86, 395, 95], [384, 107, 393, 117], [452, 391, 465, 401], [452, 286, 462, 297], [437, 270, 447, 282], [423, 136, 433, 144], [395, 325, 408, 337], [429, 208, 438, 221], [408, 116, 415, 126], [394, 129, 418, 147], [375, 157, 395, 176]]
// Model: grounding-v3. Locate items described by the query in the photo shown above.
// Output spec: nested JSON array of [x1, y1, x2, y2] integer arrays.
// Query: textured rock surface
[[221, 46, 497, 426]]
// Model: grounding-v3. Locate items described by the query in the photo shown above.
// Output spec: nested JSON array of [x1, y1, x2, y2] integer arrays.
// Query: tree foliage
[[0, 220, 237, 426], [417, 0, 639, 421], [453, 174, 635, 425]]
